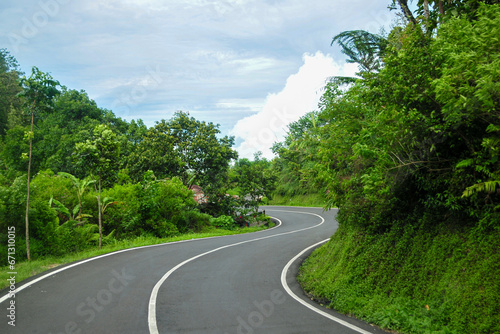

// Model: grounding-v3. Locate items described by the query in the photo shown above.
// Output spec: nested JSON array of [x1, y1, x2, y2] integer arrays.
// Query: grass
[[0, 224, 274, 291], [268, 193, 326, 207], [298, 222, 500, 334]]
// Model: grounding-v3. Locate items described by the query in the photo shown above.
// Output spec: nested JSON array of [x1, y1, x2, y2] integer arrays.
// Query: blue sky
[[1, 0, 398, 159]]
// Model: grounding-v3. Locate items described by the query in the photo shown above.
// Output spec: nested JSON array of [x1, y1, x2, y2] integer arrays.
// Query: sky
[[0, 0, 398, 159]]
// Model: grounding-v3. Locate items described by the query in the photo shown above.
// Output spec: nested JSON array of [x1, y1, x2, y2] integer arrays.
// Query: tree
[[396, 0, 418, 25], [271, 111, 325, 198], [0, 49, 22, 137], [314, 3, 500, 233], [19, 67, 60, 260], [331, 30, 388, 74], [392, 0, 500, 34], [232, 153, 276, 215], [126, 119, 181, 182], [75, 124, 120, 249], [128, 111, 238, 212], [432, 4, 500, 208], [168, 111, 238, 192]]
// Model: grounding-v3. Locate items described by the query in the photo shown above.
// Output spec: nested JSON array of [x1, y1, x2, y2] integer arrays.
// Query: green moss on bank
[[298, 223, 500, 334], [268, 193, 325, 207]]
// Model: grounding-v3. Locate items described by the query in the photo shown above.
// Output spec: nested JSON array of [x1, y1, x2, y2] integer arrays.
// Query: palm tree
[[331, 30, 388, 74]]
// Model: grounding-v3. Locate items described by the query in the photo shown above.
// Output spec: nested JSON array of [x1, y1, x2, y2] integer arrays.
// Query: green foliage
[[174, 210, 212, 234], [128, 111, 237, 192], [54, 221, 100, 254], [393, 0, 500, 35], [0, 175, 27, 233], [31, 170, 76, 206], [231, 153, 276, 214], [331, 30, 388, 73], [19, 67, 61, 115], [104, 174, 201, 238], [75, 124, 121, 248], [271, 111, 326, 200], [75, 124, 121, 184], [293, 4, 500, 334], [57, 172, 95, 220], [0, 49, 22, 137], [1, 126, 30, 174], [299, 221, 500, 334], [210, 215, 237, 230], [303, 5, 500, 234]]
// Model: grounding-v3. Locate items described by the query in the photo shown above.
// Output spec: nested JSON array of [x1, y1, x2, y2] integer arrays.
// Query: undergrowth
[[269, 193, 325, 207], [298, 222, 500, 334]]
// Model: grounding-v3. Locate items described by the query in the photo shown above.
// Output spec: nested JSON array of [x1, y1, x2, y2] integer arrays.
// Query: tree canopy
[[273, 2, 500, 233]]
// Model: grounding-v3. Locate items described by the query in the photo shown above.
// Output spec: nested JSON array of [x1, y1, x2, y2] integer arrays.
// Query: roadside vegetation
[[0, 49, 276, 278], [267, 194, 325, 207], [1, 1, 499, 333], [290, 2, 500, 333]]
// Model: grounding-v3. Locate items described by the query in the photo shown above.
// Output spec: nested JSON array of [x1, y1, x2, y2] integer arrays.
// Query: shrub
[[173, 210, 212, 234], [210, 215, 236, 230], [102, 182, 142, 237], [55, 220, 99, 254], [31, 170, 77, 214]]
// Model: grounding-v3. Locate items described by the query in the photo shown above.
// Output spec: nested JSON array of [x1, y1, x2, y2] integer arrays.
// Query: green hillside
[[271, 2, 500, 333]]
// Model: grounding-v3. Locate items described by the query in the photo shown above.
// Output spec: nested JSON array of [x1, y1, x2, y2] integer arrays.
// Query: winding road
[[1, 206, 387, 333]]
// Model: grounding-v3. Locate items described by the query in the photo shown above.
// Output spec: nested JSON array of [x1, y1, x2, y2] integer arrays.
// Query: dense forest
[[0, 51, 275, 263], [1, 0, 499, 333], [292, 1, 499, 333]]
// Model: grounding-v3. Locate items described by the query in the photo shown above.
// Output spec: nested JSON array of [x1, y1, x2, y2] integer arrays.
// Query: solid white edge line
[[0, 219, 283, 306], [148, 211, 326, 334], [281, 240, 374, 334]]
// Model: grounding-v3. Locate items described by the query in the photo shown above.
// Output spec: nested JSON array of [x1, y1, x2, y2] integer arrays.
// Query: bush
[[0, 175, 27, 234], [102, 182, 142, 237], [210, 215, 236, 230], [31, 170, 77, 215], [28, 198, 59, 256], [149, 219, 179, 238], [173, 210, 212, 234], [55, 220, 100, 254]]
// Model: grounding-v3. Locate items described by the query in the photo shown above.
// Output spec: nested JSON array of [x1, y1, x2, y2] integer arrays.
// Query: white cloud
[[230, 51, 357, 160], [0, 0, 397, 156], [216, 98, 264, 112]]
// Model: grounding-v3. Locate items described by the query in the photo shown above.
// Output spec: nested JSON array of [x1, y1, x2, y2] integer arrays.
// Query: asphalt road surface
[[1, 206, 388, 334]]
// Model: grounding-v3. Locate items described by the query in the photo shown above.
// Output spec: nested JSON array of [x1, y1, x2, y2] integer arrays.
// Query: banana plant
[[49, 197, 93, 223], [101, 197, 120, 215], [58, 172, 95, 222]]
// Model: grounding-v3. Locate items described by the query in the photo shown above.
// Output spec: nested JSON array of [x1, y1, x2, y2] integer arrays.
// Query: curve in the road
[[281, 239, 373, 334], [148, 210, 325, 334], [0, 216, 282, 306], [0, 207, 384, 334]]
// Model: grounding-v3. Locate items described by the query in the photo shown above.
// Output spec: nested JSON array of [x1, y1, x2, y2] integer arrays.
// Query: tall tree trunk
[[98, 175, 102, 249], [439, 0, 445, 21], [424, 0, 430, 19], [397, 0, 418, 26], [25, 109, 34, 261]]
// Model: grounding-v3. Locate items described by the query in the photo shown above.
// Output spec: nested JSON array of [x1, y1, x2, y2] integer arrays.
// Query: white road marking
[[281, 239, 375, 334], [148, 210, 326, 334], [0, 221, 282, 305]]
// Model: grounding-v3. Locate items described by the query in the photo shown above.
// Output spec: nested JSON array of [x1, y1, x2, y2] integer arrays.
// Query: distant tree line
[[0, 52, 275, 263]]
